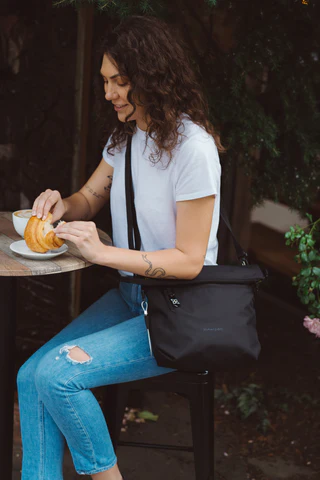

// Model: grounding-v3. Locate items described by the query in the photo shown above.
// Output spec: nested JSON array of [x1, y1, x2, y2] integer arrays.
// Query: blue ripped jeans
[[17, 282, 176, 479]]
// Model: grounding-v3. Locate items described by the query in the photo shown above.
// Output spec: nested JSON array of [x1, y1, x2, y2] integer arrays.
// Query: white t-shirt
[[102, 116, 221, 276]]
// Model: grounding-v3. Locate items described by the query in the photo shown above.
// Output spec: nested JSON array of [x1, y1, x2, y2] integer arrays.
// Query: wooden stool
[[101, 370, 215, 480]]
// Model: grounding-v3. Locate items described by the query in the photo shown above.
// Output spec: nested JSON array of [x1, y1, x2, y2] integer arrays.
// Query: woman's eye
[[103, 80, 127, 87]]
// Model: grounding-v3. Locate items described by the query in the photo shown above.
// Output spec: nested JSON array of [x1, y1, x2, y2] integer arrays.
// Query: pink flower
[[303, 316, 320, 338]]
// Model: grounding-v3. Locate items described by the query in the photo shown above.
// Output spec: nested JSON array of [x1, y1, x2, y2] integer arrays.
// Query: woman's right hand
[[32, 189, 67, 224]]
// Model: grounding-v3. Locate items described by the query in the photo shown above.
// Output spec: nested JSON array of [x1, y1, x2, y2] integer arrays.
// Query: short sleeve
[[102, 136, 114, 167], [174, 136, 221, 201]]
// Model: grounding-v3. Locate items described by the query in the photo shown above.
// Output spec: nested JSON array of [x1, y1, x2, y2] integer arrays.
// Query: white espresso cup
[[12, 209, 33, 238]]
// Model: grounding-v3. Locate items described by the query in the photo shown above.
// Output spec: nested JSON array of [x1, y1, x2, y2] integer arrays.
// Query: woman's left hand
[[54, 221, 105, 264]]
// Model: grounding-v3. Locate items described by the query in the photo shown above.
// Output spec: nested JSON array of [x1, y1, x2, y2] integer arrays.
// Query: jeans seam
[[64, 393, 97, 469], [39, 400, 45, 479]]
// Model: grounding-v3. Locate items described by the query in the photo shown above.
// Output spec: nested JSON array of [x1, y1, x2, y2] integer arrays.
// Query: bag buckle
[[141, 299, 153, 356]]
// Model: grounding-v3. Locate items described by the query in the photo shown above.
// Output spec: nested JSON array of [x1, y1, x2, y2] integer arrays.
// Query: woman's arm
[[55, 195, 216, 280], [101, 195, 215, 278], [33, 159, 114, 223], [63, 159, 114, 221]]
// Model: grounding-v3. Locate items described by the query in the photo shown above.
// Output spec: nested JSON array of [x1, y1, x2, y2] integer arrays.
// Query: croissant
[[24, 213, 65, 253]]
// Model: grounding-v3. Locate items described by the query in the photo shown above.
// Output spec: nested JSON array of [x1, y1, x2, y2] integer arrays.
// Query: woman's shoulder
[[176, 115, 218, 154]]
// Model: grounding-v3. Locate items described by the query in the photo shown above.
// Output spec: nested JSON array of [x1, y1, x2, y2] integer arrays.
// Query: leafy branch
[[285, 214, 320, 318], [215, 383, 320, 434]]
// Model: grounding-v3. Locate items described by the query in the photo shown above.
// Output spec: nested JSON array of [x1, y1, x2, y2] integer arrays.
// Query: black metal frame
[[0, 276, 17, 479]]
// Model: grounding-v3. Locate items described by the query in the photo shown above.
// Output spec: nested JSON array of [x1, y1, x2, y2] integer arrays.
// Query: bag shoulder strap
[[125, 135, 141, 251], [125, 134, 249, 266], [219, 203, 248, 265]]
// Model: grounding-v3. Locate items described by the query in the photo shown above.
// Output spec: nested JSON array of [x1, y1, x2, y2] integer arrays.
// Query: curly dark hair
[[97, 15, 226, 165]]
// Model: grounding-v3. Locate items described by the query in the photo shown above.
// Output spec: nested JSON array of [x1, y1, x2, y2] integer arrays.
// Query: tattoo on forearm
[[85, 184, 105, 200], [78, 190, 91, 219], [142, 254, 178, 279], [104, 175, 113, 194]]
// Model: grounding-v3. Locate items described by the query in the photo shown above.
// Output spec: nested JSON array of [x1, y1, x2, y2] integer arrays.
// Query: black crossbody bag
[[120, 135, 267, 372]]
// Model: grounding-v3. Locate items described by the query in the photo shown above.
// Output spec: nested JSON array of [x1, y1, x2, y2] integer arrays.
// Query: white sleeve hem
[[176, 190, 218, 202], [103, 158, 114, 167]]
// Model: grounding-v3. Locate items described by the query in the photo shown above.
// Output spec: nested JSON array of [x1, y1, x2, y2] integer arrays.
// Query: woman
[[17, 15, 224, 480]]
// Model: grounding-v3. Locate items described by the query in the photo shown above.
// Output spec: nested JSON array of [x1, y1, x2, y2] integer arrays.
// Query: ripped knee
[[59, 345, 92, 365]]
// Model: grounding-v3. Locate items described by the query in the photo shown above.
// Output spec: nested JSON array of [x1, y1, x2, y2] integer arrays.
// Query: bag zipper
[[166, 289, 181, 309]]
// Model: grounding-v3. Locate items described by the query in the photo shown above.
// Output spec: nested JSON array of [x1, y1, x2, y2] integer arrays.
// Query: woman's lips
[[114, 104, 128, 111]]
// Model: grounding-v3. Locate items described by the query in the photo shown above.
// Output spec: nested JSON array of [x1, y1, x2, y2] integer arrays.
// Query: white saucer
[[10, 240, 68, 260]]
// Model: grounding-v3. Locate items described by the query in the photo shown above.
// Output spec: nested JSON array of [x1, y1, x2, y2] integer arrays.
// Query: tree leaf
[[308, 250, 317, 262], [301, 268, 312, 276], [299, 243, 307, 252], [137, 410, 159, 421], [313, 267, 320, 277]]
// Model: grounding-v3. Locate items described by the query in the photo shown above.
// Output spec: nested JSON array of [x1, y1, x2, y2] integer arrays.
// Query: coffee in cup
[[12, 209, 33, 238]]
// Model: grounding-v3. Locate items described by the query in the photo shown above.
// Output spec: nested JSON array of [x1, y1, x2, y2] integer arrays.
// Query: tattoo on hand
[[104, 175, 113, 194], [85, 184, 105, 200], [142, 254, 178, 279]]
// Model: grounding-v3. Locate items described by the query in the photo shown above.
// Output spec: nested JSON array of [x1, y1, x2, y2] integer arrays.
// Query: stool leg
[[101, 384, 129, 451], [189, 374, 215, 480]]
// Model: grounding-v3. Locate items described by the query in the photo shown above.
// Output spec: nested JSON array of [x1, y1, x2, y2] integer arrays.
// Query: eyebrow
[[100, 72, 121, 80]]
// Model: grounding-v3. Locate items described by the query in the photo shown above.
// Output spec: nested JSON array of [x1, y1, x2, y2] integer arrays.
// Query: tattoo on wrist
[[85, 184, 105, 200], [104, 175, 113, 193], [142, 254, 178, 279]]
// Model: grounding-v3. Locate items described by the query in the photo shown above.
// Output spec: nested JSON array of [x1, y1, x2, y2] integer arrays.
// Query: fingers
[[32, 190, 61, 221], [55, 222, 97, 245], [54, 221, 96, 234], [55, 227, 83, 238]]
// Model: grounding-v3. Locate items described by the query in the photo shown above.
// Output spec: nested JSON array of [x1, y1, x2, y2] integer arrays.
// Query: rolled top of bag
[[120, 264, 267, 287]]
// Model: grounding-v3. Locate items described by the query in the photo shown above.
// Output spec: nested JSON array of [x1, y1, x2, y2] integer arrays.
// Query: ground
[[12, 291, 320, 480]]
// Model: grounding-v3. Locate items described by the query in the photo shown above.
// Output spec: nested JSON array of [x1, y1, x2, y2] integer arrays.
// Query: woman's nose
[[104, 86, 119, 101]]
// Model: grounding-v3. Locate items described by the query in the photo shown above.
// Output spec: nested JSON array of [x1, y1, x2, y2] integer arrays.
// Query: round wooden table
[[0, 211, 112, 478]]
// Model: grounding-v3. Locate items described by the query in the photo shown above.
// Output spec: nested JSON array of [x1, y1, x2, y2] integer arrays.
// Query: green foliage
[[285, 215, 320, 317], [207, 1, 320, 212], [137, 410, 159, 421], [275, 388, 320, 407], [215, 384, 271, 434], [54, 0, 320, 213], [215, 383, 320, 434]]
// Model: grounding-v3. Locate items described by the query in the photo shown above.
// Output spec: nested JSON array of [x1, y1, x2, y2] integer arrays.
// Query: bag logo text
[[203, 327, 224, 331]]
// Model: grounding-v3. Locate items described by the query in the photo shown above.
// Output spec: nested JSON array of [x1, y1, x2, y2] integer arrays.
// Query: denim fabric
[[17, 282, 176, 479]]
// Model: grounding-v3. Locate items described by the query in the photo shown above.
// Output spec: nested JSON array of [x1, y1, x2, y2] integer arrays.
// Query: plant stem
[[310, 218, 320, 235], [297, 218, 320, 232]]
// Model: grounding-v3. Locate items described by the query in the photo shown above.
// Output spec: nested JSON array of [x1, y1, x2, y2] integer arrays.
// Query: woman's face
[[100, 54, 149, 131]]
